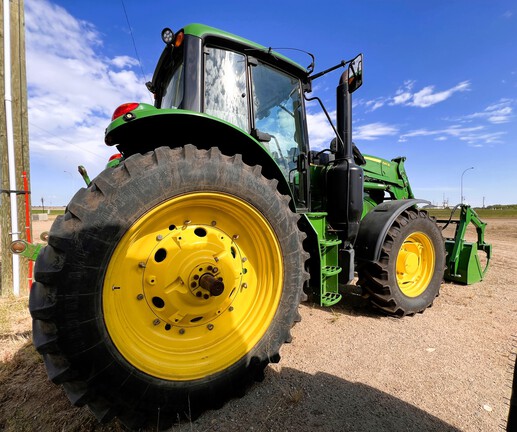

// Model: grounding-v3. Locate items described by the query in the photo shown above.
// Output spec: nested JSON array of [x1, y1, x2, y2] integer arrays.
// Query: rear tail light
[[111, 102, 139, 121]]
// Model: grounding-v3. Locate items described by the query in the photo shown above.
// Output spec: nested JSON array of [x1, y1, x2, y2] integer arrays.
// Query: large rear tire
[[357, 208, 445, 316], [30, 145, 307, 428]]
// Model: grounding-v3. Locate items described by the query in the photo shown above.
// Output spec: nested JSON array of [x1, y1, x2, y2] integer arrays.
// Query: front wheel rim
[[103, 192, 283, 381], [396, 231, 435, 297]]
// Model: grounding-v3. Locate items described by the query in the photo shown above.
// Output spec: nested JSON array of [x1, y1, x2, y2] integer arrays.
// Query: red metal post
[[22, 171, 33, 289]]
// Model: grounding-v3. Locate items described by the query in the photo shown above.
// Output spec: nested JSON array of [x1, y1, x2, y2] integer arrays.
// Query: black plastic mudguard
[[354, 199, 430, 263]]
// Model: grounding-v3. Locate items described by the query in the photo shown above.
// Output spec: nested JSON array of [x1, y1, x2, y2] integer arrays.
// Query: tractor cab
[[146, 24, 312, 208]]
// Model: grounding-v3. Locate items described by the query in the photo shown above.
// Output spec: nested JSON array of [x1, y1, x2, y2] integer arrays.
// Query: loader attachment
[[438, 205, 492, 284]]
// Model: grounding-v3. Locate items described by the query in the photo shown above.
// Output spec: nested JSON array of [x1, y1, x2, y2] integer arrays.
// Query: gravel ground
[[1, 217, 515, 431]]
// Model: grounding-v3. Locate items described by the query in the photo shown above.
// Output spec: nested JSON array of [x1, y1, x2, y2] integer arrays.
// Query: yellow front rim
[[103, 192, 283, 381], [396, 231, 435, 297]]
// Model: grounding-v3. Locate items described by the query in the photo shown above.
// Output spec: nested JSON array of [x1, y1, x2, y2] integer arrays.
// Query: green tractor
[[25, 24, 491, 428]]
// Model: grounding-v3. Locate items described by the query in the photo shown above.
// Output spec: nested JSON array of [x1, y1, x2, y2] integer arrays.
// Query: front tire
[[358, 208, 445, 316], [30, 145, 307, 428]]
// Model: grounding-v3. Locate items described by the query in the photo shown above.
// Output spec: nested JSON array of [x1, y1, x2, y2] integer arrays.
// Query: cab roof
[[182, 23, 309, 78]]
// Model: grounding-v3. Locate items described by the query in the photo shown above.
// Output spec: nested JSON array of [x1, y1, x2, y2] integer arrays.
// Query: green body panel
[[361, 154, 414, 218], [439, 205, 492, 284], [305, 212, 342, 306], [104, 106, 296, 206], [182, 24, 307, 74]]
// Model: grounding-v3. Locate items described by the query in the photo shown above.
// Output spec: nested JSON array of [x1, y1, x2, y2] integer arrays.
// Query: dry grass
[[0, 296, 31, 364]]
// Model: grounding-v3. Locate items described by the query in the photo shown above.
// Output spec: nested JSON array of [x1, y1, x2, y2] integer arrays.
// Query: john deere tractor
[[25, 24, 491, 428]]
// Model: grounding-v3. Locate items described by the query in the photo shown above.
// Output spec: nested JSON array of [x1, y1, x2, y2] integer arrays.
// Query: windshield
[[251, 62, 304, 178]]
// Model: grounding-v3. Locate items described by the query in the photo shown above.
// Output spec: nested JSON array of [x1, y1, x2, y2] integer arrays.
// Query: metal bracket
[[0, 189, 30, 195]]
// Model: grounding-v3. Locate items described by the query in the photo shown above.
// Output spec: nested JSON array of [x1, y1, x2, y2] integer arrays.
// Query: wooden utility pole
[[0, 0, 30, 296]]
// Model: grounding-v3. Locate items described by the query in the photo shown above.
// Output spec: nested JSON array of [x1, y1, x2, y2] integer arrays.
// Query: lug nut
[[229, 306, 234, 312], [207, 324, 214, 331], [214, 257, 219, 262], [242, 283, 248, 289], [179, 328, 185, 335], [136, 294, 144, 300], [233, 234, 239, 240], [211, 221, 217, 226], [184, 220, 191, 225], [156, 234, 163, 241], [138, 262, 146, 268], [212, 267, 218, 273], [242, 257, 247, 262], [153, 319, 160, 326]]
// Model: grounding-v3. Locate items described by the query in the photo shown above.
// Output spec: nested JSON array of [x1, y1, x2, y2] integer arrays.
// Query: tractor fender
[[105, 108, 295, 207], [355, 199, 430, 263]]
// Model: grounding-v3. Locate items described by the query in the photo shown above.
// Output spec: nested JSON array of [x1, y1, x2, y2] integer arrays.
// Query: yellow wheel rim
[[103, 192, 283, 381], [396, 231, 435, 297]]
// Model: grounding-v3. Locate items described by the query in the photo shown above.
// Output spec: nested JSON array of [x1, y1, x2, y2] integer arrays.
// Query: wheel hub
[[398, 249, 419, 276], [396, 231, 435, 298], [142, 224, 243, 329]]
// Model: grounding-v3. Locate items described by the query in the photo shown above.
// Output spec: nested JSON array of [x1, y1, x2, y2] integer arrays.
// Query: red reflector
[[109, 153, 123, 161], [111, 102, 139, 121]]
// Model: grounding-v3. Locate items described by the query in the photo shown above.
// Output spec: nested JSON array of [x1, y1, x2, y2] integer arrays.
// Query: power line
[[120, 0, 147, 86], [30, 123, 107, 160]]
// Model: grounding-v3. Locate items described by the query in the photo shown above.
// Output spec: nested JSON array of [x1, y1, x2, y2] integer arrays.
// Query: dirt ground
[[1, 216, 515, 431]]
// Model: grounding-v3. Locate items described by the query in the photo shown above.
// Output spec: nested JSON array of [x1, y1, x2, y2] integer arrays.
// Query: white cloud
[[25, 0, 150, 168], [111, 56, 140, 69], [306, 110, 336, 150], [364, 80, 471, 111], [399, 125, 505, 147], [452, 99, 514, 124], [354, 122, 399, 140], [391, 81, 470, 108], [307, 109, 399, 148]]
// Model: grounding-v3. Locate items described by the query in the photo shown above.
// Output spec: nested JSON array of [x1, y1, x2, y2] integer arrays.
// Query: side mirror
[[347, 53, 363, 94]]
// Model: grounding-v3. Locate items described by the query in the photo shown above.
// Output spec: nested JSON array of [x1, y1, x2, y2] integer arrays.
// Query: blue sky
[[25, 0, 517, 207]]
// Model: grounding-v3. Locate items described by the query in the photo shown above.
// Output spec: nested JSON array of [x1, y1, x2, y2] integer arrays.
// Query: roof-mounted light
[[161, 27, 175, 45]]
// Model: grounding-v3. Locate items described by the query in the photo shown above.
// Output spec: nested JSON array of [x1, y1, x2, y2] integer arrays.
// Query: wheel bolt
[[242, 283, 248, 289], [242, 257, 247, 262], [211, 221, 217, 226], [233, 234, 239, 240], [138, 262, 146, 268], [136, 294, 144, 300], [212, 267, 218, 273], [156, 234, 163, 241], [207, 266, 213, 271], [153, 319, 160, 326], [179, 328, 185, 335], [207, 324, 214, 331], [214, 257, 219, 262], [229, 306, 234, 312], [184, 220, 191, 226]]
